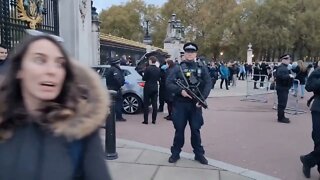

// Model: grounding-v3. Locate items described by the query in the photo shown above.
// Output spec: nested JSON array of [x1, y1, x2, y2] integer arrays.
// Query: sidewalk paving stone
[[136, 150, 174, 166], [153, 166, 219, 180], [112, 147, 143, 163], [108, 161, 158, 180], [175, 157, 219, 170], [220, 171, 253, 180]]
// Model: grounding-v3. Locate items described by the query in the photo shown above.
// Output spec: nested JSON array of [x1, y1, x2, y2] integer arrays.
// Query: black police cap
[[279, 54, 291, 60], [183, 42, 198, 52]]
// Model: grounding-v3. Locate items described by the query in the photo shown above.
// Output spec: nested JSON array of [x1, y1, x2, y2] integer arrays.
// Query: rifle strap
[[179, 65, 190, 88]]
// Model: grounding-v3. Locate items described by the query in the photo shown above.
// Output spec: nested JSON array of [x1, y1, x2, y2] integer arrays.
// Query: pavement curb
[[117, 138, 281, 180]]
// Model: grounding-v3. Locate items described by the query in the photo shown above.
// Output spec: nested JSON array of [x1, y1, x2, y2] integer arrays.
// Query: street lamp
[[220, 52, 224, 56], [143, 19, 152, 45]]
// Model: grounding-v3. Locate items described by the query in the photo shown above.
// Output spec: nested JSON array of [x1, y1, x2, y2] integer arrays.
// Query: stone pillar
[[163, 14, 185, 62], [164, 41, 184, 62], [91, 3, 100, 65], [247, 43, 253, 65], [58, 0, 93, 66]]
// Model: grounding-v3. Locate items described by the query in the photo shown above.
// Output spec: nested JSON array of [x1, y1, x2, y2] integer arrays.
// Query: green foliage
[[100, 0, 320, 61]]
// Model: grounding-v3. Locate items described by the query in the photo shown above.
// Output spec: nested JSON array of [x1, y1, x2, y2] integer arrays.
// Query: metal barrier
[[272, 79, 307, 115], [241, 75, 270, 103]]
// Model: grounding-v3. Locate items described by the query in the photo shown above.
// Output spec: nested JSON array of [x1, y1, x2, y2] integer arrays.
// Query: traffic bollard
[[105, 90, 118, 160]]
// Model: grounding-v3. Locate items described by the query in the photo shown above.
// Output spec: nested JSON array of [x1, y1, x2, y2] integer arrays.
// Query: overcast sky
[[93, 0, 168, 12]]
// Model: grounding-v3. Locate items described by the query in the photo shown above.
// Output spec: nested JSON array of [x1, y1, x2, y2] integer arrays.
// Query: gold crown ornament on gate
[[17, 0, 45, 29]]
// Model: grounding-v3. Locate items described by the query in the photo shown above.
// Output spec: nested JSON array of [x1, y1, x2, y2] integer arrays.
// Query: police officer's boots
[[168, 155, 180, 163], [195, 155, 208, 165]]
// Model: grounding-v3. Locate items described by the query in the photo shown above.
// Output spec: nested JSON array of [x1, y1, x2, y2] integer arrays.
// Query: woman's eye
[[34, 57, 45, 64]]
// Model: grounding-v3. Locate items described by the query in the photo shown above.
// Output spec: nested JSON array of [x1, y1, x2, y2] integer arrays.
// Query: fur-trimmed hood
[[0, 60, 110, 141]]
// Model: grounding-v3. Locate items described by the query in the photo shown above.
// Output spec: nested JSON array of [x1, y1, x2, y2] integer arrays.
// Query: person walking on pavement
[[142, 56, 161, 124], [300, 67, 320, 178], [253, 62, 261, 89], [105, 58, 126, 122], [0, 35, 111, 180], [166, 42, 212, 165], [260, 61, 268, 87], [292, 60, 308, 99], [209, 63, 219, 89], [219, 62, 229, 90], [275, 54, 294, 123]]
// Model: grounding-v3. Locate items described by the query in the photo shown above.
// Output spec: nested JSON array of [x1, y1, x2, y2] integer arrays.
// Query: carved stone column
[[58, 0, 93, 66]]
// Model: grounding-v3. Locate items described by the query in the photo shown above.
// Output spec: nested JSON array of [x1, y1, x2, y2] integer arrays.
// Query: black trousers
[[143, 91, 158, 122], [158, 85, 165, 110], [277, 89, 289, 120], [167, 101, 173, 117], [220, 79, 229, 89], [304, 111, 320, 167], [115, 91, 123, 120], [260, 76, 266, 87], [212, 79, 216, 89], [239, 73, 244, 80], [171, 101, 205, 157]]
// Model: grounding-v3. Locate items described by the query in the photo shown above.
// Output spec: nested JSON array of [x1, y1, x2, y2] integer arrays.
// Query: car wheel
[[123, 94, 142, 114]]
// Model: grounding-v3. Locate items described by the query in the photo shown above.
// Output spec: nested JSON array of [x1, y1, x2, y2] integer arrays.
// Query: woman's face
[[18, 39, 66, 101]]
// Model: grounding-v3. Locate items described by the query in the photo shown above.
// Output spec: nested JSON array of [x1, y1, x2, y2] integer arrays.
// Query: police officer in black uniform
[[142, 56, 161, 124], [166, 42, 212, 164], [300, 67, 320, 178], [275, 54, 294, 123], [105, 58, 126, 121]]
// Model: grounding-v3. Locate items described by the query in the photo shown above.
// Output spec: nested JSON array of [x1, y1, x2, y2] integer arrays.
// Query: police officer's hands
[[196, 103, 202, 108], [181, 90, 192, 99]]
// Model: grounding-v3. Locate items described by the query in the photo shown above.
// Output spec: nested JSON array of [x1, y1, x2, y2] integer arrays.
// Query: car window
[[92, 67, 110, 77], [92, 67, 104, 76], [122, 69, 131, 76]]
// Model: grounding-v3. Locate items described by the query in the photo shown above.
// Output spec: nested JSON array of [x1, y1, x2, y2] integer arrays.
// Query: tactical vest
[[180, 61, 203, 87]]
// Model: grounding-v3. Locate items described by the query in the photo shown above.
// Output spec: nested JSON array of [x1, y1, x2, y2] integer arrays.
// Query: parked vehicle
[[92, 65, 144, 114]]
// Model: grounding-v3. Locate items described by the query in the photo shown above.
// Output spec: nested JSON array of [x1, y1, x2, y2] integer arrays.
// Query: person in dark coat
[[292, 60, 308, 98], [260, 61, 268, 87], [253, 62, 261, 89], [209, 63, 219, 89], [158, 54, 170, 112], [105, 58, 126, 121], [164, 59, 176, 120], [0, 35, 111, 180], [142, 56, 161, 124], [300, 67, 320, 178], [166, 42, 212, 165], [275, 54, 294, 123]]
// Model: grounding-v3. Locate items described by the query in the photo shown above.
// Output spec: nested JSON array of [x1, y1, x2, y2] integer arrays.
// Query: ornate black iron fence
[[0, 0, 59, 49]]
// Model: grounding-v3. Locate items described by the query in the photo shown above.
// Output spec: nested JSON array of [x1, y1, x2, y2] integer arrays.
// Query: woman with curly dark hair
[[0, 35, 111, 180]]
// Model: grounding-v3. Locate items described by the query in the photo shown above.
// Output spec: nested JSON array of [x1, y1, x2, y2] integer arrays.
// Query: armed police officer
[[275, 54, 294, 123], [166, 43, 212, 164], [106, 58, 126, 122]]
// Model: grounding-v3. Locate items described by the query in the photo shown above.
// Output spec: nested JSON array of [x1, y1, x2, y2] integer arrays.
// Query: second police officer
[[275, 54, 294, 123], [105, 58, 126, 122], [166, 42, 212, 164]]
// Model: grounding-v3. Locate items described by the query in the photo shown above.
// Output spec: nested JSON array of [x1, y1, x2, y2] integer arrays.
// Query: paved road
[[117, 80, 316, 180]]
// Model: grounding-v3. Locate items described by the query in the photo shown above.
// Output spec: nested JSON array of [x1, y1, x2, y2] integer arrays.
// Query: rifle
[[176, 79, 208, 109]]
